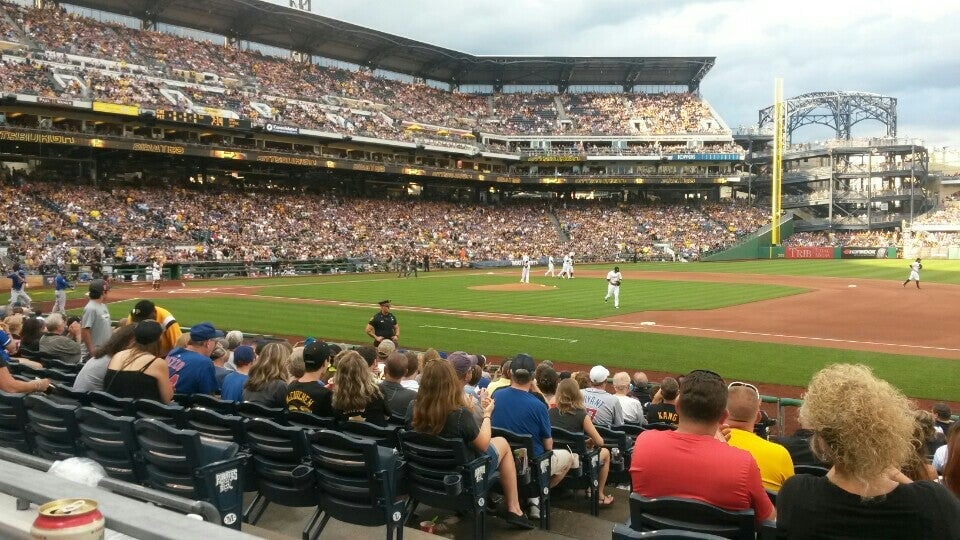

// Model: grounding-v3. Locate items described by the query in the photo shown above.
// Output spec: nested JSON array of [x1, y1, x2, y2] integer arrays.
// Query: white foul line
[[420, 324, 578, 343]]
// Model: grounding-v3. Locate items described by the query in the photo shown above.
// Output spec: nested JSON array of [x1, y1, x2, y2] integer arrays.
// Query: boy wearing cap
[[165, 321, 222, 395], [81, 279, 112, 357], [285, 341, 335, 416], [127, 300, 182, 356], [221, 345, 255, 402], [582, 365, 624, 427]]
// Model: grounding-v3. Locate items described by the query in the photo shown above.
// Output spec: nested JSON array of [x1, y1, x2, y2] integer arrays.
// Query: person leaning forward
[[365, 299, 398, 346]]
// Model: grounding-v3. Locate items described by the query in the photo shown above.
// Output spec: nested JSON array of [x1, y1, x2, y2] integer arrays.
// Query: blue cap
[[233, 345, 255, 365], [190, 321, 224, 341]]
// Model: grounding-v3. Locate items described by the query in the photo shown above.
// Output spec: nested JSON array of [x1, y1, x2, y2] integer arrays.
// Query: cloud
[[269, 0, 960, 147]]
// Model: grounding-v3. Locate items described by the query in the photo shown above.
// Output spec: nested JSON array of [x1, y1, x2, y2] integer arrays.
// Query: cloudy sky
[[276, 1, 959, 157]]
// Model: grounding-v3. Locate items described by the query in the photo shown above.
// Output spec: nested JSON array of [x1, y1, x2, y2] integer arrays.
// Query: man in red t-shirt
[[629, 369, 775, 523]]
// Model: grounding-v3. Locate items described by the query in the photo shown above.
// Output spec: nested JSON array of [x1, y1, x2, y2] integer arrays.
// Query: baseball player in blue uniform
[[6, 264, 31, 310], [52, 269, 74, 314]]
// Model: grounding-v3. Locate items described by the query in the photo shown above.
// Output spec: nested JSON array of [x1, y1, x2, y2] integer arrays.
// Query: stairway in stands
[[547, 209, 570, 243]]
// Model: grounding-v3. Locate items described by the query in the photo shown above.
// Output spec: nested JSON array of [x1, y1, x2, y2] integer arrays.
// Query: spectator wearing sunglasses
[[726, 381, 794, 492], [630, 369, 775, 524]]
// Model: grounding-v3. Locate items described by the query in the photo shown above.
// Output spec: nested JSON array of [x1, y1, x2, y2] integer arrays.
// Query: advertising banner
[[785, 246, 835, 259], [840, 247, 889, 259]]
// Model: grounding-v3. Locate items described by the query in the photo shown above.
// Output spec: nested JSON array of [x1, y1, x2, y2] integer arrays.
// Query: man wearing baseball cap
[[127, 299, 182, 356], [285, 341, 334, 416], [165, 321, 222, 395], [365, 300, 398, 346], [81, 279, 112, 357], [582, 365, 624, 427]]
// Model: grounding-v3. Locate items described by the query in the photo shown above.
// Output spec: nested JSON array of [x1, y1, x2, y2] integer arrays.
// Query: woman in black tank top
[[103, 321, 173, 403]]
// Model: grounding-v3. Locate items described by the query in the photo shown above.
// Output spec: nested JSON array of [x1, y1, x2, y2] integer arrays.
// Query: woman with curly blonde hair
[[776, 364, 960, 539], [331, 351, 388, 426], [242, 341, 290, 408]]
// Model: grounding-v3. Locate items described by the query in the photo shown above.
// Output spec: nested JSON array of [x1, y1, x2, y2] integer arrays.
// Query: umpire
[[365, 299, 399, 346]]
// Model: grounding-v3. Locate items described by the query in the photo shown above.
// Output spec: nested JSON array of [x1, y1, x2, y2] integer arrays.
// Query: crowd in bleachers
[[783, 230, 901, 248], [0, 2, 728, 141]]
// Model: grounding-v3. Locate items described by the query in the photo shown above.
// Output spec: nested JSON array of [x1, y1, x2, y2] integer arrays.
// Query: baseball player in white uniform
[[559, 253, 572, 279], [520, 254, 531, 283], [903, 258, 922, 289], [567, 252, 575, 278], [604, 266, 622, 308], [151, 261, 162, 290], [544, 255, 555, 277]]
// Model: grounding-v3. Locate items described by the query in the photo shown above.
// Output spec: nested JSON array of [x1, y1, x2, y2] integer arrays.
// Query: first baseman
[[604, 266, 622, 308]]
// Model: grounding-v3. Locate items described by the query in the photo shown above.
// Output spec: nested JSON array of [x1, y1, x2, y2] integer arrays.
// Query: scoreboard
[[153, 110, 251, 130]]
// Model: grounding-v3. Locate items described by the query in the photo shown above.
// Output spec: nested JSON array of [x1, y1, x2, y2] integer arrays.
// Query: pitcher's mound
[[469, 283, 558, 292]]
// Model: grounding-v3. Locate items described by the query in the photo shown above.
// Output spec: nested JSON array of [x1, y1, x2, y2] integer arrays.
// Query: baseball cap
[[377, 339, 396, 359], [510, 353, 535, 374], [447, 351, 477, 377], [303, 341, 332, 369], [233, 345, 255, 366], [190, 321, 224, 341], [88, 279, 108, 298], [378, 299, 391, 306], [130, 299, 157, 321], [134, 320, 163, 345], [589, 365, 610, 384]]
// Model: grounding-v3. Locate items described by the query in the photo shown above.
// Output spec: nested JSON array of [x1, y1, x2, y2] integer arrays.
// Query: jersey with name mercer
[[607, 270, 622, 284]]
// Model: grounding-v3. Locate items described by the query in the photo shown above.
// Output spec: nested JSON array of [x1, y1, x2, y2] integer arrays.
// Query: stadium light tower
[[289, 0, 311, 11]]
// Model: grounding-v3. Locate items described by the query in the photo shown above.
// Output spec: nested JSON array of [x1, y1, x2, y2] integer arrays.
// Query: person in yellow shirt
[[485, 359, 513, 395], [725, 382, 794, 492], [127, 300, 182, 357]]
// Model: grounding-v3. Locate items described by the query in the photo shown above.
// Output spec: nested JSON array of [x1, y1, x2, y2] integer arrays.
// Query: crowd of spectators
[[783, 230, 901, 248], [0, 2, 729, 140]]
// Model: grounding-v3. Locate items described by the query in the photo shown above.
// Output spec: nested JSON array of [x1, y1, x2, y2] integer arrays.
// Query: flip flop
[[599, 494, 615, 507]]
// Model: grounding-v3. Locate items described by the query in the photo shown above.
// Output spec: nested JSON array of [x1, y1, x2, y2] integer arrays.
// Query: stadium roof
[[63, 0, 715, 89]]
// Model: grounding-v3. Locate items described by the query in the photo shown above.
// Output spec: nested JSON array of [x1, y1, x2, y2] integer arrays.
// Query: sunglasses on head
[[728, 381, 760, 397]]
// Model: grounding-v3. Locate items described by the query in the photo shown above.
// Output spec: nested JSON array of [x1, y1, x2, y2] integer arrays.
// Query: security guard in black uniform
[[365, 299, 399, 346]]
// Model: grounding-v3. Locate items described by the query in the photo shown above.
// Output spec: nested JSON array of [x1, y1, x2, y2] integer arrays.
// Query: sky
[[267, 0, 960, 161]]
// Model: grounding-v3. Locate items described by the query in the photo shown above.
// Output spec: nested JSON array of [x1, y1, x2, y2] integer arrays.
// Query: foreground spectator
[[581, 365, 623, 427], [550, 379, 614, 507], [127, 300, 182, 357], [901, 411, 938, 481], [165, 322, 221, 395], [81, 279, 111, 357], [644, 377, 679, 426], [0, 326, 50, 394], [630, 369, 775, 523], [220, 345, 254, 402], [612, 371, 645, 424], [103, 321, 172, 403], [400, 350, 420, 391], [285, 341, 333, 415], [242, 342, 290, 408], [725, 382, 794, 491], [942, 423, 960, 497], [630, 372, 652, 406], [379, 351, 416, 417], [331, 351, 388, 426], [771, 426, 830, 469], [776, 364, 960, 538], [411, 358, 534, 529], [933, 402, 954, 439], [72, 325, 134, 392], [38, 313, 82, 364]]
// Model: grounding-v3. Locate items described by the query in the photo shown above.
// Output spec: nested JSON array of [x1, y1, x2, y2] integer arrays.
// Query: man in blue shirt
[[490, 353, 573, 488], [166, 321, 223, 395], [52, 269, 73, 315], [6, 264, 31, 311]]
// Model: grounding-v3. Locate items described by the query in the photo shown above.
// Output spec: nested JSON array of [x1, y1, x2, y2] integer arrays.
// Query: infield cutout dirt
[[469, 283, 558, 292]]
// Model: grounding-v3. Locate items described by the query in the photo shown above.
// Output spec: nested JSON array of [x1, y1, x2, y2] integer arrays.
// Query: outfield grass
[[625, 259, 960, 284]]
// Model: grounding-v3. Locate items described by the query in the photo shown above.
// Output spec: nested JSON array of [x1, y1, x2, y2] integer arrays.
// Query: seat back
[[397, 429, 494, 512], [340, 421, 400, 449], [40, 358, 83, 373], [189, 394, 237, 415], [24, 393, 83, 460], [613, 524, 730, 540], [241, 418, 315, 508], [42, 368, 78, 386], [47, 384, 86, 408], [596, 424, 632, 472], [0, 390, 34, 453], [87, 391, 136, 416], [308, 429, 404, 532], [285, 410, 337, 432], [134, 418, 245, 529], [238, 401, 286, 422], [75, 407, 141, 483], [629, 493, 756, 540], [492, 426, 552, 529], [619, 423, 646, 438], [134, 399, 185, 427], [182, 408, 245, 444], [550, 426, 601, 515]]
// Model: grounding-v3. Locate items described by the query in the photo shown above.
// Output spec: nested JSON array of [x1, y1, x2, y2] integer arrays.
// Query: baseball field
[[38, 258, 960, 403]]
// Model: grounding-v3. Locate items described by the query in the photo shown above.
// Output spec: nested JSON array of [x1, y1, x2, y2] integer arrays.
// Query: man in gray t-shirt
[[581, 365, 624, 427], [81, 280, 112, 357]]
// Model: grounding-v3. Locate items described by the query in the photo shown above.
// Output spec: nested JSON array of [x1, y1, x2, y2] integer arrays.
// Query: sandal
[[599, 494, 615, 507]]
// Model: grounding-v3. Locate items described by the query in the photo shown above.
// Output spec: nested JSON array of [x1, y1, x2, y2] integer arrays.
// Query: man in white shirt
[[520, 254, 531, 284], [604, 266, 622, 308], [612, 371, 645, 424]]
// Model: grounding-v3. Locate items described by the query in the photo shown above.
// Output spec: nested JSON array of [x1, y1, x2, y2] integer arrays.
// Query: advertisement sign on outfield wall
[[785, 246, 835, 259], [840, 247, 890, 259]]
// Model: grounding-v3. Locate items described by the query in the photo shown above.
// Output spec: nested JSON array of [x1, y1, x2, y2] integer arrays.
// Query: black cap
[[511, 353, 535, 373], [134, 320, 163, 345], [303, 341, 332, 369], [378, 299, 391, 306], [130, 299, 157, 321]]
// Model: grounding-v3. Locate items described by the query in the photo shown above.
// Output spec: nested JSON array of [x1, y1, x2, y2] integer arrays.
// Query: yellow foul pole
[[771, 78, 784, 246]]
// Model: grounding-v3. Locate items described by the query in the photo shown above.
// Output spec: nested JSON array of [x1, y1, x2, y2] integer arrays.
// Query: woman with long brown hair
[[242, 341, 290, 407], [331, 351, 388, 426], [103, 321, 173, 403], [943, 422, 960, 498], [411, 358, 534, 529], [549, 378, 614, 507]]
